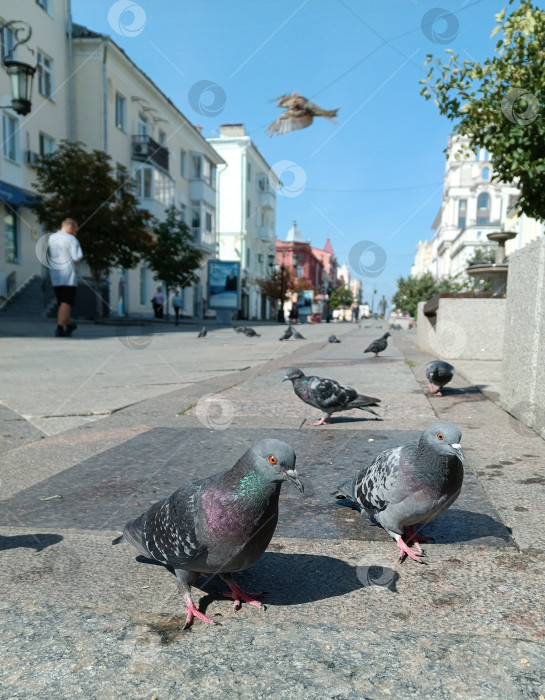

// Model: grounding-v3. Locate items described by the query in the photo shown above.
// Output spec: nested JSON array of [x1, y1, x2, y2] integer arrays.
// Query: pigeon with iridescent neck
[[334, 422, 464, 562], [426, 360, 454, 396], [283, 368, 380, 425], [112, 439, 303, 628]]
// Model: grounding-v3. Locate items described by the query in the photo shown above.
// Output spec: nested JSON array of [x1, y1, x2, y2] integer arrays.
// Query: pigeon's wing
[[122, 482, 208, 567], [308, 376, 357, 411], [353, 446, 409, 516]]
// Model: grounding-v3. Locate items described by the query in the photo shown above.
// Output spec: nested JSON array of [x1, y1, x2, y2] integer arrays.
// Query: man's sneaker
[[55, 326, 66, 337], [65, 323, 77, 336]]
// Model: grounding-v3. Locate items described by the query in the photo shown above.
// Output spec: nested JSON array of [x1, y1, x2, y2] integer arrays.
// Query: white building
[[0, 0, 72, 300], [427, 135, 519, 280], [207, 124, 277, 321], [411, 240, 434, 277]]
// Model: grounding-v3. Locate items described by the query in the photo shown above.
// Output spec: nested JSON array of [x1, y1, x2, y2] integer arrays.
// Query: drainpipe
[[102, 40, 108, 152], [66, 0, 76, 141]]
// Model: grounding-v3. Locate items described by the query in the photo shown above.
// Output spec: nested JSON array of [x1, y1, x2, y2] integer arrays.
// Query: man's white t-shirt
[[48, 231, 83, 287]]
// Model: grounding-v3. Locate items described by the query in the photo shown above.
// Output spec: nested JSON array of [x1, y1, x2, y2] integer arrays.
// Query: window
[[39, 132, 55, 155], [180, 149, 187, 177], [246, 247, 250, 267], [205, 211, 212, 232], [2, 114, 18, 161], [1, 26, 15, 59], [158, 130, 167, 146], [246, 199, 251, 218], [139, 266, 148, 305], [476, 231, 482, 241], [180, 203, 187, 223], [116, 163, 125, 184], [457, 199, 467, 229], [37, 51, 53, 98], [134, 166, 153, 198], [115, 93, 126, 130], [247, 163, 251, 180], [138, 113, 149, 136], [134, 165, 174, 205], [4, 205, 18, 263], [36, 0, 51, 11], [477, 193, 490, 209], [191, 155, 201, 179], [482, 167, 490, 180]]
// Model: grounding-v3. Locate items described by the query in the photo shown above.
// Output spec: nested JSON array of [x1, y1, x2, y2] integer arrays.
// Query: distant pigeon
[[279, 326, 293, 341], [334, 421, 464, 562], [293, 330, 306, 340], [113, 439, 303, 628], [328, 335, 341, 343], [364, 332, 391, 357], [233, 325, 245, 334], [198, 327, 207, 338], [426, 361, 455, 396], [283, 368, 380, 425], [267, 92, 339, 136], [244, 327, 260, 337]]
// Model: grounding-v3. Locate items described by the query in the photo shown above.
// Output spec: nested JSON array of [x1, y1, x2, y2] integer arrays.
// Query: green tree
[[329, 285, 353, 310], [33, 141, 152, 317], [392, 272, 463, 318], [257, 266, 295, 304], [144, 206, 203, 301], [420, 1, 545, 220]]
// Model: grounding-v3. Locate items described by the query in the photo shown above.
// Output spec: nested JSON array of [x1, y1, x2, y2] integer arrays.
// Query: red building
[[275, 221, 324, 290]]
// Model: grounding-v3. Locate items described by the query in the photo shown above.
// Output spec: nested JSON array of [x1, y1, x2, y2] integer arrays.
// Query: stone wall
[[417, 297, 506, 361], [500, 237, 545, 439]]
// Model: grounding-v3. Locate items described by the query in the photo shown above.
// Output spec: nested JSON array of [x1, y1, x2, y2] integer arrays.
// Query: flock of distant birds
[[113, 318, 463, 627]]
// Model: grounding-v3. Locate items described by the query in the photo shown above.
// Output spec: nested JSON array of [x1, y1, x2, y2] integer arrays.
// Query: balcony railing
[[132, 135, 169, 171]]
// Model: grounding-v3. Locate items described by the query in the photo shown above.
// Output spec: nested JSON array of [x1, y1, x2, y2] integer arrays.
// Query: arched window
[[477, 192, 490, 210], [482, 167, 490, 180]]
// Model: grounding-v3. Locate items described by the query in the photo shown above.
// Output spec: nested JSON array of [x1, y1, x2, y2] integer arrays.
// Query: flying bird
[[279, 326, 293, 341], [426, 361, 455, 396], [364, 332, 391, 357], [283, 368, 380, 426], [334, 422, 464, 563], [267, 92, 339, 136], [112, 439, 303, 628]]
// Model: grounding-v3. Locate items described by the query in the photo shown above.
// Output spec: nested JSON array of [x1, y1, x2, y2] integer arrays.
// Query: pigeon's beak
[[282, 376, 290, 382], [284, 468, 304, 493], [450, 443, 464, 461]]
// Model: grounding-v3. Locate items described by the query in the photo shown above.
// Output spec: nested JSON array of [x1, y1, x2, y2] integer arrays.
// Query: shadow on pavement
[[0, 533, 63, 552]]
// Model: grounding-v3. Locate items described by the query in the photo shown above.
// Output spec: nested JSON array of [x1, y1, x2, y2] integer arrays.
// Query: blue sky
[[72, 0, 505, 303]]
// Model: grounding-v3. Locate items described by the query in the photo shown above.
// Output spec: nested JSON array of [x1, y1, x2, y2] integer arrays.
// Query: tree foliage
[[329, 285, 353, 310], [256, 266, 295, 302], [144, 206, 202, 292], [420, 1, 545, 220], [392, 273, 462, 318], [33, 141, 152, 315]]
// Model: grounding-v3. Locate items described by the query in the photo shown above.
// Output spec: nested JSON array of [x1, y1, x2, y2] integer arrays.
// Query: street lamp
[[0, 20, 36, 116], [277, 263, 285, 323]]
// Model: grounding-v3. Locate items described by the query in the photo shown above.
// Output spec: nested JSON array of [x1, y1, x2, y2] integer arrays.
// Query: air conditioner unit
[[25, 151, 40, 167], [132, 142, 146, 156]]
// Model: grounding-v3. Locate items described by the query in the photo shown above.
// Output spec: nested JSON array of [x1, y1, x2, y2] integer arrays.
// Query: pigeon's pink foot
[[312, 417, 331, 426], [435, 390, 442, 397], [183, 594, 216, 629], [396, 537, 425, 563], [428, 383, 434, 392], [405, 526, 433, 552], [223, 582, 264, 611]]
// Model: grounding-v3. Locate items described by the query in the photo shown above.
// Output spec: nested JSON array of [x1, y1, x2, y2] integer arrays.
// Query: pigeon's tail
[[358, 405, 379, 416], [313, 106, 338, 120], [332, 475, 357, 502], [112, 533, 125, 545]]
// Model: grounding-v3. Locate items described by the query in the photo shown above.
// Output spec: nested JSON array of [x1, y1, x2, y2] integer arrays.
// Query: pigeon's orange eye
[[437, 433, 444, 440], [268, 455, 278, 464]]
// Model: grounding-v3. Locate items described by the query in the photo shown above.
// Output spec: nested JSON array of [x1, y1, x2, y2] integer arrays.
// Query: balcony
[[259, 188, 275, 210], [192, 227, 216, 252], [189, 178, 216, 208], [132, 135, 169, 172]]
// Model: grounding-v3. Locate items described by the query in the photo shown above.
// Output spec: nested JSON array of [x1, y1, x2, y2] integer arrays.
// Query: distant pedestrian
[[289, 303, 299, 323], [172, 289, 182, 325], [48, 218, 82, 337], [351, 303, 359, 323], [151, 287, 164, 318]]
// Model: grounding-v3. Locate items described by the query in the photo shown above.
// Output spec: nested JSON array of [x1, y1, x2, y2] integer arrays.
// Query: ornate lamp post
[[0, 20, 37, 116]]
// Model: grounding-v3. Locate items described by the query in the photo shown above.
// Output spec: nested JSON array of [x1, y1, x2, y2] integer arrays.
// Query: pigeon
[[333, 421, 464, 563], [244, 327, 260, 337], [328, 335, 341, 343], [112, 439, 303, 628], [279, 326, 293, 341], [293, 330, 306, 340], [267, 92, 339, 136], [233, 325, 245, 334], [364, 332, 391, 357], [283, 368, 380, 426], [198, 327, 207, 338], [426, 361, 455, 396]]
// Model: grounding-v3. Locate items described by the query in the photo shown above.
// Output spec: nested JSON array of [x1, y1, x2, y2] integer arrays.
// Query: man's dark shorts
[[54, 286, 77, 306]]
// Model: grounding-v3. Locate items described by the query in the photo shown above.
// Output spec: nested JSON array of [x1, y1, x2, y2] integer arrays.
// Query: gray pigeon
[[334, 421, 464, 562], [198, 326, 207, 338], [426, 361, 454, 396], [328, 335, 341, 343], [283, 368, 380, 425], [279, 325, 293, 341], [244, 327, 260, 337], [364, 332, 391, 357], [112, 439, 303, 628], [293, 330, 306, 340], [233, 325, 245, 334]]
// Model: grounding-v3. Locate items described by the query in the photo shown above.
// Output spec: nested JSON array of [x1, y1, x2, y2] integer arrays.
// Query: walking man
[[172, 289, 182, 325], [48, 218, 82, 337]]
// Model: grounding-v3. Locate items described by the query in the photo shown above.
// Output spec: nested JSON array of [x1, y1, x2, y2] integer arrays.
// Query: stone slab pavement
[[1, 320, 544, 699]]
